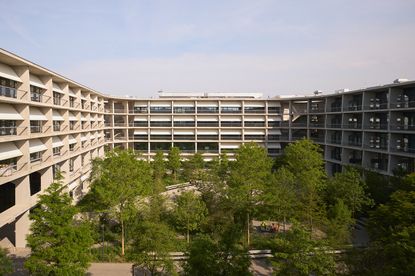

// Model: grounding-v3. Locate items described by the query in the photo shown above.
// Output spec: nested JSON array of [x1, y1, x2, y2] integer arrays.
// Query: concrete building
[[0, 48, 414, 248]]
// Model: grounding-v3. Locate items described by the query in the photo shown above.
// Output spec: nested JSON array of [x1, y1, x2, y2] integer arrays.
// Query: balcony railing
[[365, 124, 388, 130], [244, 122, 265, 127], [0, 86, 28, 100], [391, 146, 415, 154], [0, 163, 18, 177], [390, 124, 415, 131], [197, 122, 219, 127], [30, 125, 43, 133], [173, 135, 195, 140], [0, 85, 17, 98], [244, 108, 265, 113], [221, 135, 242, 140], [221, 122, 242, 127], [130, 122, 148, 127], [291, 122, 307, 127], [390, 100, 415, 109], [0, 126, 18, 136], [197, 135, 219, 140]]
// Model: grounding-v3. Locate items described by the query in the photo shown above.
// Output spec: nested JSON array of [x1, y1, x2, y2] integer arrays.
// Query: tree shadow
[[8, 255, 29, 276]]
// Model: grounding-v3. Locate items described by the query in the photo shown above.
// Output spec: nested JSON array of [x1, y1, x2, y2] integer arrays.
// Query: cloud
[[61, 22, 415, 98]]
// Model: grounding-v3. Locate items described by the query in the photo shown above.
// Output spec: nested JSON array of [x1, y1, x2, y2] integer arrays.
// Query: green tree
[[87, 148, 152, 256], [174, 191, 208, 243], [228, 142, 273, 245], [366, 189, 415, 275], [184, 226, 251, 276], [214, 153, 230, 182], [272, 222, 336, 276], [325, 167, 373, 216], [130, 221, 177, 275], [183, 152, 205, 182], [167, 147, 181, 183], [0, 247, 13, 275], [152, 150, 166, 183], [283, 139, 327, 231], [326, 199, 354, 246], [261, 167, 297, 230], [25, 173, 93, 275]]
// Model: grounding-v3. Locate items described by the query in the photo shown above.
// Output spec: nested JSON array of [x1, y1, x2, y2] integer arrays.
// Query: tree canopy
[[25, 173, 93, 275], [87, 148, 152, 255], [168, 147, 181, 183], [173, 191, 207, 243]]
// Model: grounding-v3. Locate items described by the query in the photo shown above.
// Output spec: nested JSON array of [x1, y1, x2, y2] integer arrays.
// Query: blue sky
[[1, 0, 415, 97]]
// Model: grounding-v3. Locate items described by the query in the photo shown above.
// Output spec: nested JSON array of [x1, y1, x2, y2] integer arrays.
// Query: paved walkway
[[87, 260, 273, 276], [87, 263, 134, 276]]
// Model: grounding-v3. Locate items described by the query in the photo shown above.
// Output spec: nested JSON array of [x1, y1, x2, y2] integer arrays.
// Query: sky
[[1, 0, 415, 98]]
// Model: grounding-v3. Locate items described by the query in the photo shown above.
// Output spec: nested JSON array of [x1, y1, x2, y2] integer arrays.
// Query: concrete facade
[[0, 48, 414, 248]]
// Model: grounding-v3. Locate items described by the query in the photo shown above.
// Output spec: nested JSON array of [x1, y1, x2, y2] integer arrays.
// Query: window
[[52, 163, 61, 179], [69, 143, 75, 152], [53, 147, 61, 156], [69, 158, 74, 172], [174, 107, 195, 113], [53, 121, 61, 131], [197, 106, 218, 113], [69, 96, 75, 107], [53, 92, 62, 105], [150, 106, 172, 113], [30, 152, 42, 163], [0, 120, 17, 136], [0, 158, 17, 177], [30, 121, 42, 133], [81, 155, 85, 166], [70, 121, 75, 130], [133, 106, 147, 113], [0, 77, 18, 98], [221, 107, 241, 113], [30, 86, 43, 102]]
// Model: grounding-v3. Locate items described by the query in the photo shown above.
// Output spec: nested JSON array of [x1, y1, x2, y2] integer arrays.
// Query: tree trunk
[[121, 218, 125, 256], [247, 212, 250, 246], [187, 228, 190, 243]]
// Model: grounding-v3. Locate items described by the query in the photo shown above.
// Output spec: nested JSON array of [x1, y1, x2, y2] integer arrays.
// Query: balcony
[[390, 123, 415, 131], [197, 135, 219, 140], [267, 135, 281, 141], [130, 122, 148, 127], [197, 107, 218, 113], [31, 92, 43, 103], [150, 122, 172, 127], [244, 135, 265, 140], [0, 163, 18, 177], [221, 122, 242, 127], [131, 107, 148, 113], [174, 121, 195, 127], [221, 107, 241, 114], [244, 107, 265, 113], [267, 107, 281, 114], [244, 122, 265, 127], [0, 85, 17, 99], [150, 135, 171, 140], [174, 107, 195, 114], [197, 121, 219, 127], [173, 135, 195, 140], [132, 135, 148, 140], [150, 107, 172, 113], [30, 125, 42, 134], [221, 135, 242, 140], [0, 126, 17, 136], [390, 100, 415, 109]]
